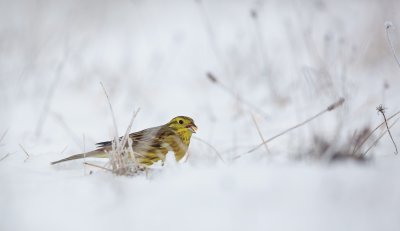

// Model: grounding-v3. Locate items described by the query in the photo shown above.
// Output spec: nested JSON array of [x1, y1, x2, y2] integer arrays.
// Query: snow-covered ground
[[1, 0, 400, 230]]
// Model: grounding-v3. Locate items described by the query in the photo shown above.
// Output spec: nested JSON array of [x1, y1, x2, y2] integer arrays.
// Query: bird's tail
[[51, 150, 108, 165]]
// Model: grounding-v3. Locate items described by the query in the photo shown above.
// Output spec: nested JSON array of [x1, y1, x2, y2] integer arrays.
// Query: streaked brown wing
[[129, 126, 164, 142], [96, 125, 175, 150], [128, 126, 176, 164], [94, 125, 179, 165], [130, 126, 176, 150]]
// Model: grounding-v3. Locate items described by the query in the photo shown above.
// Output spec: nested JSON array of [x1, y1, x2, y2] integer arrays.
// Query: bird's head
[[167, 116, 198, 134]]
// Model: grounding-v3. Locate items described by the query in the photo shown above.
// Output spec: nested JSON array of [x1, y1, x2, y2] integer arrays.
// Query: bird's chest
[[164, 131, 191, 161]]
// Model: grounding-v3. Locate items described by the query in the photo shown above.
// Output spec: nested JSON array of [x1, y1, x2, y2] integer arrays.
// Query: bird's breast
[[165, 132, 191, 161]]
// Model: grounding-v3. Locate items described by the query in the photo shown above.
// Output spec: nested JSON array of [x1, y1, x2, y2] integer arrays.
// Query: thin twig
[[0, 153, 10, 162], [362, 117, 400, 156], [100, 82, 119, 146], [348, 129, 359, 154], [19, 144, 30, 162], [0, 128, 8, 144], [83, 162, 112, 172], [115, 108, 141, 155], [101, 81, 123, 172], [237, 98, 345, 158], [207, 72, 270, 118], [100, 81, 121, 171], [377, 105, 398, 154], [83, 134, 87, 176], [100, 82, 142, 175], [60, 145, 68, 154], [250, 113, 271, 155], [110, 109, 140, 175], [352, 110, 400, 155], [192, 136, 225, 163], [385, 22, 400, 70]]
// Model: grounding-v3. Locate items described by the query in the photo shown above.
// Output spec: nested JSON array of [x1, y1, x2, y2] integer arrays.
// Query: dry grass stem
[[100, 82, 142, 176], [19, 144, 30, 162], [0, 128, 8, 144], [108, 109, 141, 176], [362, 117, 400, 156], [349, 128, 370, 155], [83, 162, 112, 172], [352, 109, 400, 155], [207, 72, 270, 118], [239, 98, 345, 158], [250, 113, 271, 155], [376, 105, 398, 154], [60, 145, 68, 154], [114, 108, 141, 156], [100, 82, 119, 144], [0, 153, 10, 162], [193, 136, 225, 163], [82, 134, 87, 175], [385, 22, 400, 70]]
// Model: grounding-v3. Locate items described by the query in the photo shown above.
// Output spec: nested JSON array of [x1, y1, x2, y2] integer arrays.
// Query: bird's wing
[[95, 125, 175, 149], [128, 126, 176, 161], [94, 125, 180, 165], [130, 126, 176, 149]]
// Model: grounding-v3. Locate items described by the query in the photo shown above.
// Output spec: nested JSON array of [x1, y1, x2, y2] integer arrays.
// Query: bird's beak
[[187, 124, 198, 133]]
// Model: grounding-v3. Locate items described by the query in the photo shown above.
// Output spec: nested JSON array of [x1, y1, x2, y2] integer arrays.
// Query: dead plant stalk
[[352, 110, 400, 155], [376, 105, 398, 154], [236, 98, 345, 159]]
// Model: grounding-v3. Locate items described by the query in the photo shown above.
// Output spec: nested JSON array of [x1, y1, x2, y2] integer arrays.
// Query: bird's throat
[[176, 129, 192, 145]]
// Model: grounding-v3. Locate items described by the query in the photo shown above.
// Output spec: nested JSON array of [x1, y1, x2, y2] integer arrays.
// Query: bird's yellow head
[[167, 116, 197, 134]]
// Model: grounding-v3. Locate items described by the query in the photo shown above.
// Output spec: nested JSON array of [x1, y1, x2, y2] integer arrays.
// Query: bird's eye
[[178, 120, 184, 124]]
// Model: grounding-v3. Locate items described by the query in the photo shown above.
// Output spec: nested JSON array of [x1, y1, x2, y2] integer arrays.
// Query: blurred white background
[[1, 0, 400, 231]]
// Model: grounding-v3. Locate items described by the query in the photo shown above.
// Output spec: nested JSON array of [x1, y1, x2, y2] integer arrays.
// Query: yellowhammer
[[51, 116, 197, 166]]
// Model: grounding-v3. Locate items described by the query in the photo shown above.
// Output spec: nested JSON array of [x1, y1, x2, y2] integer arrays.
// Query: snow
[[1, 0, 400, 230], [2, 158, 400, 231]]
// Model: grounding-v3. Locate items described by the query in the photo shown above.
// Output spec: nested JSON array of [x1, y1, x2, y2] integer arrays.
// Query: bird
[[51, 116, 197, 166]]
